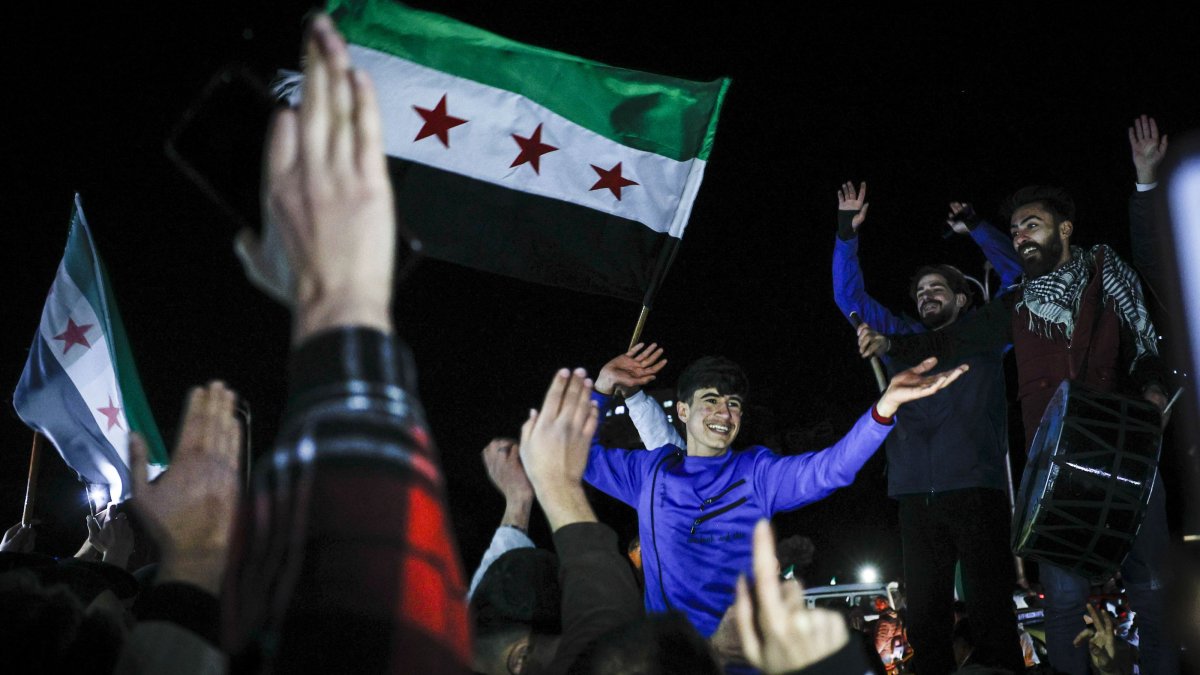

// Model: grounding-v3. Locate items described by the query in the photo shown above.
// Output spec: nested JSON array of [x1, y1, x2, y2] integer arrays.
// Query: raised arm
[[467, 438, 536, 599], [832, 181, 917, 334], [735, 520, 866, 674], [116, 381, 242, 673], [584, 388, 662, 506], [1130, 113, 1168, 186], [1128, 114, 1169, 295], [596, 342, 683, 449], [225, 15, 469, 673], [948, 202, 1023, 291], [519, 368, 644, 673], [755, 357, 968, 512]]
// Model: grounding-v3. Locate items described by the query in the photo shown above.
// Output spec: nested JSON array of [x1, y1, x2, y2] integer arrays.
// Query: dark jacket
[[831, 228, 1017, 496], [888, 250, 1166, 450]]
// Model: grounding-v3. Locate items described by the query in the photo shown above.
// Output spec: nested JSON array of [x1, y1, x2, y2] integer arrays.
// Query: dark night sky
[[4, 2, 1200, 587]]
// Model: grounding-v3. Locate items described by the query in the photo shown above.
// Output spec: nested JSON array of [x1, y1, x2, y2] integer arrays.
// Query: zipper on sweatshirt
[[700, 479, 746, 510], [691, 497, 748, 534]]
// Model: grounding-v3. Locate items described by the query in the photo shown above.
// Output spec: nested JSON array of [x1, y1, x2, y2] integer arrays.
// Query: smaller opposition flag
[[13, 195, 168, 504]]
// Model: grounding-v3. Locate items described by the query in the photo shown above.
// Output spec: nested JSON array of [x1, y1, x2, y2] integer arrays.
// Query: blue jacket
[[584, 391, 893, 637], [831, 224, 1019, 497]]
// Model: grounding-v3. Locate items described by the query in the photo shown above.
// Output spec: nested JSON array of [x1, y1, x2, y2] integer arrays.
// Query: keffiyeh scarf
[[1016, 244, 1158, 363]]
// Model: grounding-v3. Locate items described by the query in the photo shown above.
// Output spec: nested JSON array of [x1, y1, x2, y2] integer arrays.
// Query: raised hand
[[86, 504, 134, 569], [238, 14, 395, 342], [481, 438, 534, 532], [1072, 603, 1119, 675], [876, 357, 968, 417], [0, 522, 36, 554], [837, 181, 870, 232], [518, 369, 600, 531], [734, 519, 850, 674], [595, 342, 668, 396], [129, 381, 242, 595], [709, 603, 747, 667], [1129, 114, 1168, 184], [946, 201, 976, 235]]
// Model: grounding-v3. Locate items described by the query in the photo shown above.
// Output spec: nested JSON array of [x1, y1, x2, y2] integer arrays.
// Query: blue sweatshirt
[[584, 392, 893, 637]]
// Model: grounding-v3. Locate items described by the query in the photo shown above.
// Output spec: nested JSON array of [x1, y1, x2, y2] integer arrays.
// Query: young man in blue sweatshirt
[[583, 346, 968, 639]]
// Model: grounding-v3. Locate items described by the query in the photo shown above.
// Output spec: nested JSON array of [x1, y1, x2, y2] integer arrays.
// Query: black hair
[[908, 264, 974, 308], [568, 612, 720, 675], [675, 356, 748, 404], [0, 569, 124, 674], [1002, 185, 1076, 225], [776, 534, 815, 571], [473, 624, 531, 671]]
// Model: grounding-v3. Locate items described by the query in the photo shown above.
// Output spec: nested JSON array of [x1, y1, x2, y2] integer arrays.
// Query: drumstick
[[849, 311, 888, 393]]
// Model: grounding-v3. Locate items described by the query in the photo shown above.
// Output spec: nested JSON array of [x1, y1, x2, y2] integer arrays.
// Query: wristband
[[871, 405, 895, 426], [836, 210, 859, 241]]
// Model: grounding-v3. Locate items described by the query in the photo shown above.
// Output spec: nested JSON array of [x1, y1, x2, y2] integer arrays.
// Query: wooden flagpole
[[22, 434, 44, 526], [628, 234, 682, 352], [628, 305, 651, 351]]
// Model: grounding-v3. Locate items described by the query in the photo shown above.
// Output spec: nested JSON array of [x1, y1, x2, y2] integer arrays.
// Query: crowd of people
[[0, 14, 1192, 675]]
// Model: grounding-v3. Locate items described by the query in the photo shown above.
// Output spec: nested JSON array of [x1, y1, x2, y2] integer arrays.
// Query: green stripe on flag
[[328, 0, 730, 162], [62, 200, 169, 466], [96, 257, 169, 466]]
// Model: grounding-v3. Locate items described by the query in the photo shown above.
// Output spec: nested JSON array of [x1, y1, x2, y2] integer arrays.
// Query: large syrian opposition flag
[[13, 195, 168, 504], [326, 0, 730, 302]]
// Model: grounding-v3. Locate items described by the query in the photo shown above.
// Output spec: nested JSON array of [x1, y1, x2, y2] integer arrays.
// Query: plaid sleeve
[[223, 328, 470, 674]]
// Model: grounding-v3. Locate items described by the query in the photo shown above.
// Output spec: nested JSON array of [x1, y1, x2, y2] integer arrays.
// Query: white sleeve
[[625, 390, 684, 450], [467, 525, 536, 600]]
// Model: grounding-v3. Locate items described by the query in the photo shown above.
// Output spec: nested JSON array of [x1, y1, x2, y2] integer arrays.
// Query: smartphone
[[166, 65, 278, 233], [166, 64, 424, 282]]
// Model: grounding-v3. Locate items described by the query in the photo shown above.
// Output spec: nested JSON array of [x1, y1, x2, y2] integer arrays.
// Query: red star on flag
[[97, 396, 123, 431], [589, 162, 639, 200], [510, 123, 558, 174], [413, 94, 468, 148], [53, 318, 94, 355]]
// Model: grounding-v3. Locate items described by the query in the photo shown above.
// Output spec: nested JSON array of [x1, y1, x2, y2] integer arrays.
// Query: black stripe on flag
[[390, 158, 675, 303]]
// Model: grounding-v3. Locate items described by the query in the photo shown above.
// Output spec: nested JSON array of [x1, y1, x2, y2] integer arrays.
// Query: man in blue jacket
[[832, 181, 1025, 674], [583, 347, 968, 643]]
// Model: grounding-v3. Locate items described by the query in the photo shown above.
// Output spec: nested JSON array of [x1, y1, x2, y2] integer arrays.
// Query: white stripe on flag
[[350, 45, 703, 237], [38, 264, 131, 474]]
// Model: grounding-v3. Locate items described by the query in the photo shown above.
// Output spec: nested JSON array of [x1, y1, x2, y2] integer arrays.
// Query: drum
[[1012, 380, 1162, 582]]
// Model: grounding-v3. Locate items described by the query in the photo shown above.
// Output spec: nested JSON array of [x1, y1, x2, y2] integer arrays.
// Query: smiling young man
[[582, 349, 969, 641]]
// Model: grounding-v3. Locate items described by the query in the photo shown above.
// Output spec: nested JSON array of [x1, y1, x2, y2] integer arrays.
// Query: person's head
[[1004, 185, 1075, 278], [675, 357, 748, 457], [471, 548, 562, 673], [568, 612, 720, 675], [0, 569, 125, 674], [908, 265, 972, 329], [775, 534, 814, 581], [873, 596, 890, 613], [473, 625, 534, 675]]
